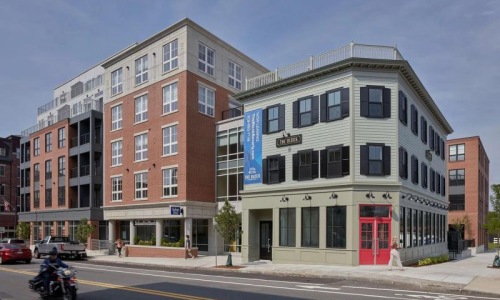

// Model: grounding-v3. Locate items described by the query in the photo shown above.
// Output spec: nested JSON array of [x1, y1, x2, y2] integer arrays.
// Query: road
[[0, 258, 498, 300]]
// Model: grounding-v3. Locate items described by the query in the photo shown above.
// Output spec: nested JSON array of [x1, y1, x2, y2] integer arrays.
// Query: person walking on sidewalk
[[185, 235, 194, 259], [115, 238, 124, 258], [388, 237, 404, 271]]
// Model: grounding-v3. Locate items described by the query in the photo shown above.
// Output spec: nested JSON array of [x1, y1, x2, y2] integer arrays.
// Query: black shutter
[[441, 176, 446, 196], [262, 108, 268, 134], [360, 87, 368, 117], [360, 145, 368, 175], [262, 158, 268, 184], [399, 91, 406, 125], [383, 145, 391, 175], [278, 104, 285, 131], [292, 100, 299, 128], [403, 150, 408, 179], [399, 147, 404, 179], [421, 163, 425, 188], [292, 153, 298, 181], [441, 139, 445, 160], [342, 146, 350, 175], [320, 94, 327, 122], [383, 88, 391, 118], [420, 117, 426, 143], [312, 96, 319, 124], [320, 149, 327, 178], [312, 150, 319, 179], [279, 156, 286, 182], [341, 88, 349, 118], [429, 126, 434, 150]]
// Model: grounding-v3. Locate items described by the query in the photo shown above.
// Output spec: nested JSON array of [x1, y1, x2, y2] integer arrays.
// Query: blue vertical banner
[[244, 109, 262, 185]]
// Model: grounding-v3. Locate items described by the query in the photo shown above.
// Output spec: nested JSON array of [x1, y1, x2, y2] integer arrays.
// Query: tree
[[214, 199, 241, 266], [16, 222, 30, 240], [76, 218, 95, 244], [485, 184, 500, 253]]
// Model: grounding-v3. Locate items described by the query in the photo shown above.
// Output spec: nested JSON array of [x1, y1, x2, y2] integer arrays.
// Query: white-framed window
[[198, 85, 215, 117], [162, 125, 178, 155], [135, 133, 148, 161], [135, 55, 148, 85], [228, 61, 242, 90], [0, 165, 5, 177], [135, 95, 148, 123], [162, 167, 178, 197], [135, 172, 148, 199], [198, 43, 214, 76], [111, 176, 123, 201], [34, 138, 40, 156], [58, 127, 65, 148], [0, 148, 6, 156], [163, 39, 178, 73], [111, 68, 123, 96], [111, 104, 123, 131], [111, 140, 122, 166], [45, 132, 52, 152], [163, 82, 178, 114]]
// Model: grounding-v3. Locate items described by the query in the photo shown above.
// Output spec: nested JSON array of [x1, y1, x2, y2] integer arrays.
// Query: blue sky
[[1, 0, 499, 187]]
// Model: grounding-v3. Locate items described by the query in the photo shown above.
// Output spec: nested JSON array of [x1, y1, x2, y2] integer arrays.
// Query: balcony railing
[[222, 106, 244, 120], [80, 165, 90, 177], [246, 42, 404, 90]]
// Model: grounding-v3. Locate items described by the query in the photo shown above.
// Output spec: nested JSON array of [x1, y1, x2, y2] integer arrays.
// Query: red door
[[359, 218, 391, 265]]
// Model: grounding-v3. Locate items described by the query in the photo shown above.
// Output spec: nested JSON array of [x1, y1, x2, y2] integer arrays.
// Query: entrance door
[[259, 221, 272, 260], [359, 218, 391, 265]]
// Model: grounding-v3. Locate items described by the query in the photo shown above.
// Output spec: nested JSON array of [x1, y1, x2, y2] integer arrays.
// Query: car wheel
[[25, 259, 31, 264], [34, 249, 40, 259]]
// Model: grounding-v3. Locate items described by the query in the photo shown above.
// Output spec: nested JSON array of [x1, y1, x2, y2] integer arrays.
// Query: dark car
[[0, 243, 32, 264]]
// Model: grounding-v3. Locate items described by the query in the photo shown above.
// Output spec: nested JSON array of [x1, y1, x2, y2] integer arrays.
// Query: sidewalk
[[87, 250, 500, 296]]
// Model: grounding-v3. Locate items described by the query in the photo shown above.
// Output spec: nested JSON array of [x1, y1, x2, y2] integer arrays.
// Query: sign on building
[[243, 109, 262, 185], [170, 206, 183, 216]]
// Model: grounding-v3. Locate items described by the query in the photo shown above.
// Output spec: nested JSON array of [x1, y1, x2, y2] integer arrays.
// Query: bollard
[[226, 252, 233, 267]]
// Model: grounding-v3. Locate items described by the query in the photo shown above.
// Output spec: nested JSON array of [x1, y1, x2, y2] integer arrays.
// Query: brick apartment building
[[102, 18, 267, 254], [0, 135, 21, 238], [447, 136, 490, 252]]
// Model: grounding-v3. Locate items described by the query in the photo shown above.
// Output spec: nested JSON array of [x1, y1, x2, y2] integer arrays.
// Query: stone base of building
[[125, 245, 198, 258]]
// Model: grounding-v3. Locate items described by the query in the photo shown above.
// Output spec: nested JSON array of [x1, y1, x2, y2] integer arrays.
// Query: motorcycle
[[28, 263, 78, 300]]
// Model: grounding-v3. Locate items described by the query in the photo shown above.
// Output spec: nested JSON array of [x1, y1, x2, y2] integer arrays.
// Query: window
[[163, 82, 178, 114], [111, 176, 123, 201], [0, 184, 4, 195], [163, 39, 178, 73], [228, 61, 242, 90], [0, 148, 5, 156], [0, 165, 4, 177], [411, 155, 419, 184], [279, 208, 296, 247], [135, 134, 148, 161], [198, 43, 214, 76], [45, 133, 52, 152], [262, 155, 285, 184], [360, 144, 390, 176], [58, 186, 65, 206], [449, 194, 465, 211], [58, 156, 65, 177], [45, 188, 52, 207], [293, 150, 318, 181], [34, 190, 40, 208], [420, 117, 427, 144], [320, 145, 349, 178], [263, 104, 284, 134], [399, 91, 407, 125], [326, 206, 346, 248], [421, 162, 428, 189], [162, 125, 178, 155], [135, 172, 148, 199], [111, 68, 123, 96], [45, 160, 52, 180], [449, 144, 465, 161], [34, 163, 40, 182], [449, 169, 465, 186], [58, 128, 65, 148], [399, 147, 408, 179], [321, 88, 349, 122], [162, 167, 178, 197], [429, 126, 435, 150], [135, 55, 148, 85], [293, 96, 319, 127], [301, 207, 319, 247], [111, 141, 123, 166], [198, 85, 215, 117], [111, 105, 123, 131], [135, 95, 148, 123], [360, 86, 390, 118], [34, 138, 40, 156], [430, 168, 435, 192], [411, 105, 418, 136]]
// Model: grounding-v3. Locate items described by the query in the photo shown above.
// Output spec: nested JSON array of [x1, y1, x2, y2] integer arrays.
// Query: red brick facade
[[0, 135, 20, 230]]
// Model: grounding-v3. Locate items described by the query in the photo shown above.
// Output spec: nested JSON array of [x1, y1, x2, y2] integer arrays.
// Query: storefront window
[[193, 219, 209, 251]]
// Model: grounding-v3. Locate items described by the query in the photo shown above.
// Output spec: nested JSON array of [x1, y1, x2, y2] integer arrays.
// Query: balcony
[[222, 106, 243, 120], [245, 42, 404, 90]]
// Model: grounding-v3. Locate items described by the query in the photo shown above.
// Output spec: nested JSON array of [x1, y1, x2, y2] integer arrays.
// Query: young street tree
[[485, 184, 500, 254], [76, 218, 95, 244], [214, 199, 241, 266], [16, 222, 30, 240]]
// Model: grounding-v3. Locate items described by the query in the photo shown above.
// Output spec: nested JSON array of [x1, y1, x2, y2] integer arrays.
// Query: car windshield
[[9, 239, 25, 244]]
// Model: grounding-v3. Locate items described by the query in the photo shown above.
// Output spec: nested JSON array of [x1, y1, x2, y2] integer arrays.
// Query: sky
[[0, 0, 499, 188]]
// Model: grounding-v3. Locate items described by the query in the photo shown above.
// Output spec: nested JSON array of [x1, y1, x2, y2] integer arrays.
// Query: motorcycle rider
[[38, 247, 69, 296]]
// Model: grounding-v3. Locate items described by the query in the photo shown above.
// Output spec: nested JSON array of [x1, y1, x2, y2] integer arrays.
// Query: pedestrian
[[388, 237, 404, 271], [115, 238, 123, 258], [185, 235, 194, 259]]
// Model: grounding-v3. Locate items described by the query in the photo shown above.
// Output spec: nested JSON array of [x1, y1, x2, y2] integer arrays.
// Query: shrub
[[418, 254, 449, 266]]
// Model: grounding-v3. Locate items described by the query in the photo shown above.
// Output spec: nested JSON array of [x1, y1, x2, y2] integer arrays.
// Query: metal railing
[[80, 165, 90, 177], [246, 42, 403, 90], [222, 106, 243, 120], [90, 239, 113, 251]]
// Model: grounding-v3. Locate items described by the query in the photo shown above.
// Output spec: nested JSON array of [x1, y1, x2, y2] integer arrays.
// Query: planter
[[124, 245, 198, 258]]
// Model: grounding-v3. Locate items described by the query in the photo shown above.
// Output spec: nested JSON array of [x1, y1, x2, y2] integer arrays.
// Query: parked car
[[0, 238, 26, 246], [34, 236, 87, 259], [0, 243, 32, 264]]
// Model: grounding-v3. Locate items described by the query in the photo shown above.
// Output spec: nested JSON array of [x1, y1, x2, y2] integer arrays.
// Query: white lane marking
[[296, 285, 340, 290], [395, 294, 468, 299], [345, 286, 498, 300]]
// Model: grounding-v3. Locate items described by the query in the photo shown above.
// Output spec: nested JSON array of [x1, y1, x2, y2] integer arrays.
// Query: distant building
[[447, 136, 490, 253], [0, 135, 21, 238]]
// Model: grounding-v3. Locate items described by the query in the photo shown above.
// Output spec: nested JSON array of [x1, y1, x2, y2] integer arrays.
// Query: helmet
[[49, 247, 58, 256]]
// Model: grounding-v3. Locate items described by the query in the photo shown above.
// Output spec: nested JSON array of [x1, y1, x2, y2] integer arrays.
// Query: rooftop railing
[[246, 42, 403, 90]]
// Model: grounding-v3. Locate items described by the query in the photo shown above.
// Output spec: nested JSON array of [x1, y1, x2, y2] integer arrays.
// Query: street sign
[[170, 206, 183, 216]]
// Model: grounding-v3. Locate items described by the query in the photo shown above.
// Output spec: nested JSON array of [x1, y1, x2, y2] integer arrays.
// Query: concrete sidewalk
[[86, 250, 500, 296]]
